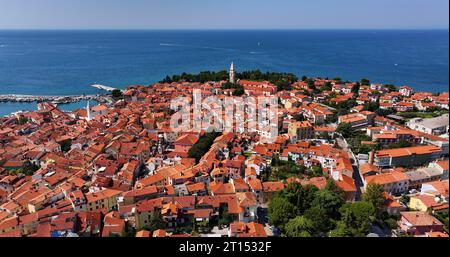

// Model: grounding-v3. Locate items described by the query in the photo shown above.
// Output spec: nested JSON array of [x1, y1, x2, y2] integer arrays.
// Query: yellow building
[[288, 121, 313, 141], [85, 188, 122, 212], [409, 195, 441, 212], [134, 198, 164, 229]]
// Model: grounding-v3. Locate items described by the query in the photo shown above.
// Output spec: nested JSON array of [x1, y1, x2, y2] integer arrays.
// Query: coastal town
[[0, 64, 448, 238]]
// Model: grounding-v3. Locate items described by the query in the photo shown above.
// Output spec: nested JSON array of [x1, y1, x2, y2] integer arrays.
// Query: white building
[[406, 114, 449, 136]]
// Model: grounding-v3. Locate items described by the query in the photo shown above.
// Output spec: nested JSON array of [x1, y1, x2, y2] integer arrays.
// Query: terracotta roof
[[366, 171, 409, 185], [401, 211, 443, 227], [262, 181, 285, 193], [85, 188, 122, 203], [376, 145, 442, 158], [136, 230, 151, 237]]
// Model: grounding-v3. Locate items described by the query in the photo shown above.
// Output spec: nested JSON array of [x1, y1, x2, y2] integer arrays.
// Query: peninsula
[[0, 65, 448, 238]]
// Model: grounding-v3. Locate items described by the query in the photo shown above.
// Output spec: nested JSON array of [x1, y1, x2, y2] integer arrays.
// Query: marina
[[0, 84, 118, 104], [0, 94, 108, 104]]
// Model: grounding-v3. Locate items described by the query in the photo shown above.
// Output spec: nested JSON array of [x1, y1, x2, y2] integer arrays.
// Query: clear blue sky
[[0, 0, 448, 29]]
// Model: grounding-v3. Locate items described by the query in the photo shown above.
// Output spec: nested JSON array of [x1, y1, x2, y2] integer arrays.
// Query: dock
[[91, 84, 122, 92]]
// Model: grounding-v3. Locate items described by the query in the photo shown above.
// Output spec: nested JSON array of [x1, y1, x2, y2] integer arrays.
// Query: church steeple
[[229, 62, 236, 84], [86, 100, 92, 121]]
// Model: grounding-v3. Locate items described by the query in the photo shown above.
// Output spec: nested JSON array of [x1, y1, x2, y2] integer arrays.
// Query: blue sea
[[0, 30, 448, 116]]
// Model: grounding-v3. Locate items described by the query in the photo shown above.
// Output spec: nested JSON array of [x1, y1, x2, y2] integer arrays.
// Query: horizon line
[[0, 28, 448, 31]]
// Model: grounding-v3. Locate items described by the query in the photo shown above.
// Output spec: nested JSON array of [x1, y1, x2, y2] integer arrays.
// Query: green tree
[[322, 82, 333, 91], [304, 206, 332, 234], [308, 165, 324, 178], [59, 139, 72, 152], [351, 82, 361, 94], [270, 159, 306, 180], [307, 79, 315, 89], [123, 224, 136, 237], [284, 216, 313, 237], [386, 140, 413, 149], [360, 78, 370, 86], [376, 108, 395, 117], [144, 212, 165, 232], [329, 221, 353, 237], [336, 122, 353, 138], [112, 89, 123, 100], [311, 189, 345, 219], [280, 183, 318, 215], [188, 132, 221, 163], [18, 116, 29, 125], [365, 101, 380, 112], [339, 201, 376, 237], [434, 210, 449, 233], [218, 205, 234, 228], [268, 196, 297, 229], [293, 113, 306, 122], [384, 84, 398, 92], [363, 184, 385, 217], [326, 114, 338, 123], [325, 179, 346, 200], [399, 195, 410, 206]]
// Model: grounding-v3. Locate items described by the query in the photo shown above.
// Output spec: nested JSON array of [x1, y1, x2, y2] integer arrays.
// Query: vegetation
[[384, 84, 398, 92], [336, 122, 353, 138], [284, 216, 314, 237], [279, 182, 319, 215], [311, 188, 345, 219], [143, 212, 165, 232], [218, 205, 234, 228], [112, 89, 124, 101], [434, 209, 449, 233], [221, 82, 245, 96], [160, 69, 298, 91], [347, 137, 380, 155], [123, 223, 136, 237], [293, 113, 306, 122], [360, 78, 370, 86], [268, 181, 347, 236], [188, 132, 221, 163], [386, 140, 413, 149], [268, 180, 395, 237], [351, 82, 361, 95], [268, 197, 297, 229], [362, 184, 386, 218], [59, 139, 72, 152], [269, 156, 306, 180], [8, 162, 40, 176], [397, 110, 448, 119], [331, 201, 376, 237], [376, 108, 396, 117], [399, 195, 410, 206], [18, 116, 29, 125], [237, 70, 298, 91], [160, 70, 229, 83], [364, 101, 380, 112]]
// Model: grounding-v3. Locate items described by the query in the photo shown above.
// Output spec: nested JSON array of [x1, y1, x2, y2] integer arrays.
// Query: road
[[336, 133, 364, 201]]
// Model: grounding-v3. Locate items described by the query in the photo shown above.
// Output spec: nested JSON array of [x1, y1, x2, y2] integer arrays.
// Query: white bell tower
[[86, 100, 92, 121], [229, 62, 236, 84]]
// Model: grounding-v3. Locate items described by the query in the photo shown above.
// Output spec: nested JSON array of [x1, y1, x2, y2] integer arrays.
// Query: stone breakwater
[[0, 94, 110, 104]]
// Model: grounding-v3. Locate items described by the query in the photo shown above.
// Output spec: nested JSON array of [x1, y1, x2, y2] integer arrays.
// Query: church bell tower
[[229, 62, 236, 84]]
